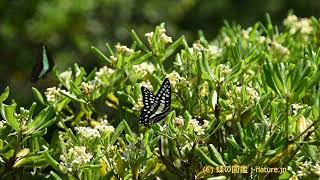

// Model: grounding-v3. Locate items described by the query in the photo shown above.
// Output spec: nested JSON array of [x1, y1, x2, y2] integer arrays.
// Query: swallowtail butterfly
[[139, 78, 171, 126], [31, 44, 54, 82]]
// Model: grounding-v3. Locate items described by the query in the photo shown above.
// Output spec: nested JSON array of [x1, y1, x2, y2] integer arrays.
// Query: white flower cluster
[[192, 41, 204, 53], [132, 97, 144, 111], [241, 27, 252, 40], [268, 40, 290, 56], [14, 107, 29, 122], [222, 33, 232, 46], [59, 146, 93, 173], [292, 103, 305, 115], [165, 71, 187, 89], [207, 45, 222, 57], [95, 66, 115, 80], [218, 64, 232, 82], [115, 43, 134, 56], [75, 126, 101, 139], [140, 81, 153, 91], [200, 81, 209, 97], [95, 120, 115, 134], [190, 41, 222, 58], [283, 15, 313, 37], [0, 120, 6, 129], [174, 116, 184, 127], [145, 27, 172, 45], [189, 118, 205, 136], [110, 56, 117, 63], [45, 87, 64, 103], [59, 70, 73, 82], [132, 62, 155, 76], [296, 161, 320, 177], [235, 86, 260, 101], [80, 80, 101, 96]]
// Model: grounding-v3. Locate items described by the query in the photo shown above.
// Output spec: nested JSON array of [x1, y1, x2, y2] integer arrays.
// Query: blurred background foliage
[[1, 0, 320, 106]]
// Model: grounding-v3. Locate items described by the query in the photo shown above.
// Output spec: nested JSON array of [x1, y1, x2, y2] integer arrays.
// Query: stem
[[285, 99, 290, 142]]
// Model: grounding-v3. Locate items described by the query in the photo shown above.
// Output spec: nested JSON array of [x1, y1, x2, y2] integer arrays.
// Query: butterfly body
[[139, 78, 171, 126], [31, 44, 54, 82]]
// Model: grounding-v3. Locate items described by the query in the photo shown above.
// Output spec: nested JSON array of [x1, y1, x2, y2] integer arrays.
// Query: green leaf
[[13, 154, 46, 168], [73, 64, 87, 85], [59, 90, 86, 103], [0, 86, 9, 103], [195, 145, 219, 167], [91, 46, 112, 64], [111, 122, 124, 145], [50, 171, 63, 180], [131, 30, 149, 52], [208, 144, 225, 166], [163, 36, 186, 61], [32, 87, 45, 105], [1, 103, 19, 132], [123, 120, 134, 138], [226, 135, 242, 150], [26, 106, 56, 134], [44, 151, 60, 171], [133, 52, 152, 65]]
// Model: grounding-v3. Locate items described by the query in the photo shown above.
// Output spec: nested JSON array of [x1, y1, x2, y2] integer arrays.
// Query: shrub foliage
[[0, 14, 320, 179]]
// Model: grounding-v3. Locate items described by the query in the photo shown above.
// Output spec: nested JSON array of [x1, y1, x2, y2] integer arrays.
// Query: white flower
[[45, 87, 61, 103], [145, 27, 172, 46], [145, 32, 154, 44], [132, 62, 155, 76], [59, 146, 93, 173], [313, 163, 320, 176], [256, 36, 266, 44], [140, 81, 153, 91], [189, 119, 205, 135], [207, 45, 222, 57], [80, 80, 101, 96], [160, 33, 172, 44], [59, 70, 73, 82], [174, 116, 184, 127], [200, 81, 209, 97], [110, 55, 117, 63], [283, 15, 299, 27], [115, 43, 134, 56], [218, 64, 232, 82], [299, 18, 313, 35], [241, 27, 252, 40], [0, 120, 6, 129], [166, 71, 185, 88], [235, 86, 259, 102], [246, 86, 259, 100], [75, 126, 101, 139], [202, 120, 210, 129], [269, 40, 290, 56], [95, 120, 115, 134], [292, 104, 304, 115], [284, 15, 313, 36], [132, 97, 144, 111], [222, 35, 231, 46], [95, 66, 115, 79], [192, 41, 204, 53]]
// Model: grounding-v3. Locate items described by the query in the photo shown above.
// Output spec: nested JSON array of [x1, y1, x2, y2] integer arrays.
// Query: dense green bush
[[0, 14, 320, 179]]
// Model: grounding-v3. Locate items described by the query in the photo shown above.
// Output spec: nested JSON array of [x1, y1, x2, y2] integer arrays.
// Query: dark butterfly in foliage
[[31, 44, 54, 82], [139, 78, 172, 126]]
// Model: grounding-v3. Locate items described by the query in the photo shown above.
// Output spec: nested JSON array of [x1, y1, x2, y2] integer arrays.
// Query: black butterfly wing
[[149, 78, 171, 124], [140, 78, 172, 125], [139, 86, 156, 126], [31, 44, 54, 82]]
